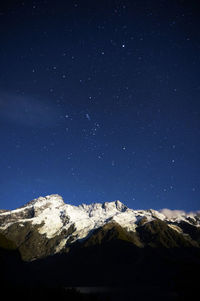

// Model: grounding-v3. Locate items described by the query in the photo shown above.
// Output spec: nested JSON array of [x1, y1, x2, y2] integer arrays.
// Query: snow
[[0, 207, 28, 216], [31, 195, 67, 238], [148, 209, 166, 220], [0, 194, 200, 246], [112, 211, 137, 231], [168, 224, 183, 233], [55, 238, 68, 253]]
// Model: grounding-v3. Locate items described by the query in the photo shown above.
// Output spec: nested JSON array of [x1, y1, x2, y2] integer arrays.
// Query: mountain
[[1, 195, 200, 300], [0, 194, 199, 261]]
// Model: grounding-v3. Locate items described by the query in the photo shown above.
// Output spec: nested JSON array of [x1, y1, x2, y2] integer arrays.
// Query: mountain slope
[[1, 195, 200, 300], [0, 194, 199, 261]]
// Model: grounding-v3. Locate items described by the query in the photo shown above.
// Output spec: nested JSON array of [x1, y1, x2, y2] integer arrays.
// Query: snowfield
[[0, 194, 199, 253]]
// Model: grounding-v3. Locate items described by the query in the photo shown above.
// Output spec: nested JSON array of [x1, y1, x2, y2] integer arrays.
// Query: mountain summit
[[0, 194, 199, 261]]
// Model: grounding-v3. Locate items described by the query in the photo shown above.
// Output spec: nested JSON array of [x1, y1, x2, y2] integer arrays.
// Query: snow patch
[[1, 195, 200, 251], [168, 224, 183, 233]]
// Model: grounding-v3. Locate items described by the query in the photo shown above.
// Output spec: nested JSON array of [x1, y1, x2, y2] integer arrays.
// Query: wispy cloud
[[160, 208, 199, 218], [0, 92, 62, 128], [160, 208, 185, 219]]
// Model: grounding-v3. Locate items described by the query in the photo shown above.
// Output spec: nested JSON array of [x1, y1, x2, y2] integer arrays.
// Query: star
[[86, 113, 91, 121], [1, 0, 199, 213]]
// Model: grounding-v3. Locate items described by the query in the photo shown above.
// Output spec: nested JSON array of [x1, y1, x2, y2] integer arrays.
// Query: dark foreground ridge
[[1, 197, 200, 300], [1, 225, 200, 301]]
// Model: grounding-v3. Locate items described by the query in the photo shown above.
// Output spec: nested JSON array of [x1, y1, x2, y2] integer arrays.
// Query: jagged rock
[[136, 219, 198, 248], [0, 194, 199, 261]]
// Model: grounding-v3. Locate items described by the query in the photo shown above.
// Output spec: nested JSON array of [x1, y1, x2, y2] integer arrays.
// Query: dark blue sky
[[0, 0, 199, 211]]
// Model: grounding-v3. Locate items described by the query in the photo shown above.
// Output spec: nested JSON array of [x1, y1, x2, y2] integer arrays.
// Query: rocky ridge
[[0, 194, 199, 261]]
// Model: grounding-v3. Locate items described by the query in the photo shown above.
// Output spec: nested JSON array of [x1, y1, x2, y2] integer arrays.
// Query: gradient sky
[[0, 0, 200, 211]]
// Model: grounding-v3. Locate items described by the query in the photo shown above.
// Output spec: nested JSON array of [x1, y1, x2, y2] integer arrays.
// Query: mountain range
[[1, 194, 200, 300]]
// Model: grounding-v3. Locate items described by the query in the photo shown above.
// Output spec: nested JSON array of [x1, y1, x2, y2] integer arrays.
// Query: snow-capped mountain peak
[[23, 194, 65, 209], [0, 194, 199, 261]]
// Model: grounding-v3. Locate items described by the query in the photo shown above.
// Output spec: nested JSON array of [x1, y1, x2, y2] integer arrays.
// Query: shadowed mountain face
[[1, 229, 200, 301], [0, 195, 199, 261], [0, 195, 200, 300]]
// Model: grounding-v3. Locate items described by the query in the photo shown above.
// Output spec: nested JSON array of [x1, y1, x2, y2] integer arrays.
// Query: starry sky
[[0, 0, 200, 211]]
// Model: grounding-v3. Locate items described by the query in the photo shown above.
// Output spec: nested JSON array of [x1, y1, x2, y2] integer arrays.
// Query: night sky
[[0, 1, 200, 211]]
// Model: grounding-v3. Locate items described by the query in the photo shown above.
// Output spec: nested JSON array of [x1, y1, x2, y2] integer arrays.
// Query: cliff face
[[0, 194, 199, 261]]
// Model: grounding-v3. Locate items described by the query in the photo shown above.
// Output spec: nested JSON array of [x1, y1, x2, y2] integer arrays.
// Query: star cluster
[[0, 1, 200, 210]]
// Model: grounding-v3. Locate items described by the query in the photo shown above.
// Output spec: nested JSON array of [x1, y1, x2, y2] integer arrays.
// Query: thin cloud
[[160, 208, 198, 219], [0, 92, 62, 128]]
